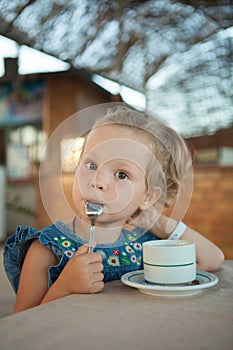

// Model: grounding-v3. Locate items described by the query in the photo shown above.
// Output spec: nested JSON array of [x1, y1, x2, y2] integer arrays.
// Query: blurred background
[[0, 0, 232, 258]]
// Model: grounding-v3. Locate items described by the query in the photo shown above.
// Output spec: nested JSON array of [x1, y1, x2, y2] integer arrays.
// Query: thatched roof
[[0, 0, 232, 136]]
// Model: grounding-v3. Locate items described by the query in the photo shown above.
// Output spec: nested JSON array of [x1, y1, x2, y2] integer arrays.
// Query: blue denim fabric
[[3, 221, 159, 293]]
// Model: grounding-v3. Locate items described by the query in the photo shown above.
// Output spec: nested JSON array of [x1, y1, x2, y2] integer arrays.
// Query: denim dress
[[4, 221, 159, 293]]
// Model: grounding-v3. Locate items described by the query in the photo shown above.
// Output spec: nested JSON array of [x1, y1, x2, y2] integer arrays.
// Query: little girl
[[4, 106, 224, 313]]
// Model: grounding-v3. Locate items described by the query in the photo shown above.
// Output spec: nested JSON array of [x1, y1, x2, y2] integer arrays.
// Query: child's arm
[[41, 243, 104, 305], [178, 225, 224, 271], [148, 215, 225, 272], [127, 213, 224, 272], [13, 240, 104, 313]]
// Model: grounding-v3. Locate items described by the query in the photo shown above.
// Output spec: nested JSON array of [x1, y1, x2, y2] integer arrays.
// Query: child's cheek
[[108, 181, 134, 213], [78, 169, 92, 195]]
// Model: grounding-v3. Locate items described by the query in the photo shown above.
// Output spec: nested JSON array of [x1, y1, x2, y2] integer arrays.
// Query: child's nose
[[90, 179, 107, 191]]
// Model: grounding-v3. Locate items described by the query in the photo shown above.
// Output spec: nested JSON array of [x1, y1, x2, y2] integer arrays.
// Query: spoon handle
[[88, 224, 95, 253]]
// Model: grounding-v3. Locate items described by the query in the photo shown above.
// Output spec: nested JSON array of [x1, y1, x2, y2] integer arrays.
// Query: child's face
[[72, 124, 158, 227]]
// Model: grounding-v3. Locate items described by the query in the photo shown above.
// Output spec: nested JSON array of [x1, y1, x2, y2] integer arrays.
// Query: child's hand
[[56, 244, 104, 295], [127, 206, 161, 231], [126, 207, 171, 239]]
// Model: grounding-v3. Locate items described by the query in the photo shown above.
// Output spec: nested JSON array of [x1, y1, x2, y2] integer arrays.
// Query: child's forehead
[[83, 124, 154, 169], [85, 124, 144, 147]]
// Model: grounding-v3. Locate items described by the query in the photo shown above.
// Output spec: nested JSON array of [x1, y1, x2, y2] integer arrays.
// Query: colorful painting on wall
[[0, 80, 44, 125]]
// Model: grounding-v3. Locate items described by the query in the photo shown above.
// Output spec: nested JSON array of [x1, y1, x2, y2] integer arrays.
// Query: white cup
[[142, 240, 196, 284]]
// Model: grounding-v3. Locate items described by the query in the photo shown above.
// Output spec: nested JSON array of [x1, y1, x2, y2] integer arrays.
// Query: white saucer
[[121, 270, 219, 297]]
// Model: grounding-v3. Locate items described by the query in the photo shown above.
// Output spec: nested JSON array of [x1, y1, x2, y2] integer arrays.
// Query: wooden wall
[[184, 166, 233, 259], [43, 73, 111, 137]]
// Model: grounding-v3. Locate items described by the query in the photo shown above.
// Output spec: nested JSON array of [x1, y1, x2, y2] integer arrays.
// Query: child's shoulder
[[5, 222, 63, 247], [3, 221, 78, 293]]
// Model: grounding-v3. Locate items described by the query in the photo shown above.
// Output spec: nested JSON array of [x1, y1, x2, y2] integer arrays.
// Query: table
[[1, 261, 233, 350]]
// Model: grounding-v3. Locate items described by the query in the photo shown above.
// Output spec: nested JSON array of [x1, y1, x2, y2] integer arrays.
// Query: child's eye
[[114, 171, 129, 180], [86, 161, 97, 170]]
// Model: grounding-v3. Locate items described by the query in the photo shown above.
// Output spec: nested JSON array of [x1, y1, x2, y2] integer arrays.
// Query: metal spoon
[[85, 202, 104, 253]]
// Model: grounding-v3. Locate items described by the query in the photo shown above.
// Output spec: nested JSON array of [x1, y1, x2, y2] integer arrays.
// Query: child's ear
[[140, 187, 161, 211]]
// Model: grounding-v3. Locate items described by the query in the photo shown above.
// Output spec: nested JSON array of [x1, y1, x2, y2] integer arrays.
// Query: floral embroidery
[[107, 255, 120, 266], [62, 240, 71, 248], [131, 255, 137, 263], [127, 234, 137, 242], [133, 242, 142, 250], [137, 256, 142, 266], [65, 250, 74, 258], [121, 256, 131, 266], [53, 230, 144, 269], [53, 236, 76, 252], [112, 249, 120, 256], [125, 245, 134, 254]]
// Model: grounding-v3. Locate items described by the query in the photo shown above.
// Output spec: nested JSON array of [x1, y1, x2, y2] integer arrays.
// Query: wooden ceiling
[[0, 0, 232, 136]]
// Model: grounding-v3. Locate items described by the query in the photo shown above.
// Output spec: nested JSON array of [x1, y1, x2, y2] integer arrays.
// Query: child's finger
[[75, 244, 89, 256], [75, 242, 97, 256]]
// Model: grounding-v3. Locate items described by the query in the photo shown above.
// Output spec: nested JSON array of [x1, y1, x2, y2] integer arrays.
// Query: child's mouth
[[85, 201, 104, 221], [85, 198, 104, 207]]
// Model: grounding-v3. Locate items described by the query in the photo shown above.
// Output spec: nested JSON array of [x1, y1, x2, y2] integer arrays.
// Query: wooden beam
[[185, 128, 233, 150]]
